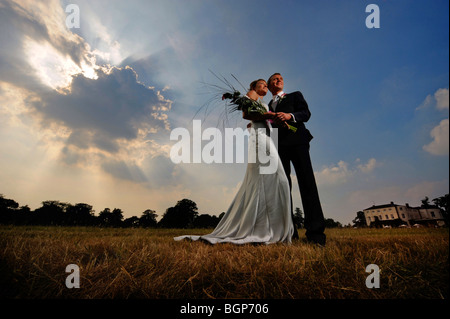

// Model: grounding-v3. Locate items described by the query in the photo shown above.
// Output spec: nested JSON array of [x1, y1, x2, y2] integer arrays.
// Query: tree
[[98, 208, 124, 227], [0, 194, 19, 211], [34, 201, 68, 225], [324, 218, 342, 228], [123, 216, 140, 228], [139, 209, 158, 228], [65, 203, 95, 226], [352, 211, 367, 227], [0, 194, 19, 224], [433, 193, 449, 225], [98, 208, 111, 226], [15, 205, 32, 225], [293, 207, 304, 229], [159, 199, 198, 228], [193, 214, 220, 228], [421, 196, 432, 208]]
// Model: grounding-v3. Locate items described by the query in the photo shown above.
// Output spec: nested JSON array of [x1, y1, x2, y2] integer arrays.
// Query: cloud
[[417, 88, 449, 156], [0, 0, 97, 90], [348, 179, 449, 209], [315, 158, 378, 186], [357, 158, 378, 173], [315, 160, 351, 185], [73, 4, 125, 66], [435, 88, 449, 111], [417, 88, 449, 111], [101, 159, 148, 184], [423, 118, 449, 156], [417, 94, 434, 110], [34, 64, 175, 180], [33, 67, 172, 152], [0, 0, 175, 185]]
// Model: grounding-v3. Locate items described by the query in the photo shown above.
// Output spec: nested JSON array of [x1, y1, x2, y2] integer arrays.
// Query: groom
[[267, 73, 326, 245]]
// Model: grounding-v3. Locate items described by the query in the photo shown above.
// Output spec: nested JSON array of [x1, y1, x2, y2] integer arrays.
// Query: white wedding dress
[[174, 101, 293, 245]]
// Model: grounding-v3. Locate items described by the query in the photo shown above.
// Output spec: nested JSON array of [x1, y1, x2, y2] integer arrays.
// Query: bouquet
[[222, 90, 297, 133], [222, 91, 266, 114]]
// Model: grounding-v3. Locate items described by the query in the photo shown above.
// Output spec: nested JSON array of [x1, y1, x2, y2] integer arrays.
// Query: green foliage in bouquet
[[222, 91, 267, 115], [222, 90, 297, 133]]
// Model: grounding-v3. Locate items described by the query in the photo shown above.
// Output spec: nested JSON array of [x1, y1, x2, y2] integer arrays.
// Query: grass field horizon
[[0, 226, 448, 299]]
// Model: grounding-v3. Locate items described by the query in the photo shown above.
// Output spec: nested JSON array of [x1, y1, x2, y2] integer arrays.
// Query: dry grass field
[[0, 226, 448, 299]]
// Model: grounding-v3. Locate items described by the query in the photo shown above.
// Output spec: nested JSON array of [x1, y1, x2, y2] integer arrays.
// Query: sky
[[0, 0, 448, 225]]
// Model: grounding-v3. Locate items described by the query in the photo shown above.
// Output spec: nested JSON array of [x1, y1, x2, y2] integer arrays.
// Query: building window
[[402, 214, 405, 218], [431, 211, 435, 218], [391, 214, 394, 219], [385, 215, 389, 219]]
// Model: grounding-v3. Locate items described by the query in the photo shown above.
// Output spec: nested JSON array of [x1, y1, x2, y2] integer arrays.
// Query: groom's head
[[268, 73, 284, 95]]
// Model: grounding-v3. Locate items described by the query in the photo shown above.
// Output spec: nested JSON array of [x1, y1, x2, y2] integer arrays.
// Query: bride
[[174, 79, 294, 244]]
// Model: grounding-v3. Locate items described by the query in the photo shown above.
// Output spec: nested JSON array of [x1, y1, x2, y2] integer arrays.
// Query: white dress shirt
[[272, 91, 296, 122], [271, 91, 284, 111]]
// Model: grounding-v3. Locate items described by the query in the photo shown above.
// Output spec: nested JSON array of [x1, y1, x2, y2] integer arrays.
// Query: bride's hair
[[249, 79, 266, 91]]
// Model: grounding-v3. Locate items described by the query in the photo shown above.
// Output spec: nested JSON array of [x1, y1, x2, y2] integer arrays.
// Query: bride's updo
[[249, 79, 266, 91]]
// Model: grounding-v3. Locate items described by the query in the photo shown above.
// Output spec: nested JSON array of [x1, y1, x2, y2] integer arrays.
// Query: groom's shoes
[[304, 229, 326, 246], [292, 228, 325, 246], [303, 234, 326, 247]]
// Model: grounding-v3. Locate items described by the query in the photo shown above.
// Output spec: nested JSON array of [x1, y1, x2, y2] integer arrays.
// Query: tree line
[[0, 195, 208, 228], [0, 194, 343, 229]]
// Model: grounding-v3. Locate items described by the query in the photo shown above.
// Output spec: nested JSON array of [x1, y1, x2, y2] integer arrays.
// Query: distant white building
[[363, 202, 445, 227]]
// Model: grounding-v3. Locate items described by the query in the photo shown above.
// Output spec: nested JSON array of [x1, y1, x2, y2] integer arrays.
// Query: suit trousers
[[278, 143, 326, 244]]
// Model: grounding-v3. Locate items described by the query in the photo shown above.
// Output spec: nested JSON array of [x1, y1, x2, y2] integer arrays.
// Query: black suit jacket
[[268, 91, 314, 146]]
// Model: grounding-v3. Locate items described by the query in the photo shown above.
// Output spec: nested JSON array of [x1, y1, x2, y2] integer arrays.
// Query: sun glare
[[24, 37, 98, 92]]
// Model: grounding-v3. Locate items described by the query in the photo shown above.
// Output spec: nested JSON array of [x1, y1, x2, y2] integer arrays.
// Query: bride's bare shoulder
[[246, 90, 259, 100]]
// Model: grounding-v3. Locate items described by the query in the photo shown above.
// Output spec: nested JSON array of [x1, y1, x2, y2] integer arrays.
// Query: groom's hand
[[274, 112, 292, 123], [273, 112, 291, 130]]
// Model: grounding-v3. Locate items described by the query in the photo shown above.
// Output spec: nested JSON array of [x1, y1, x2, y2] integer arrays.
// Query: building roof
[[363, 202, 398, 211], [412, 205, 440, 210], [364, 202, 441, 211]]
